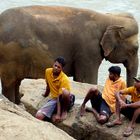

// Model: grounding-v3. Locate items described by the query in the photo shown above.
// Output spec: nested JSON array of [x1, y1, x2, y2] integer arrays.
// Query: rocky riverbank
[[19, 79, 140, 140]]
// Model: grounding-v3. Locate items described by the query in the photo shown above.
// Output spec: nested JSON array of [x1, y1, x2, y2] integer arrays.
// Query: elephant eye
[[130, 45, 138, 56], [134, 44, 138, 51], [134, 44, 139, 51]]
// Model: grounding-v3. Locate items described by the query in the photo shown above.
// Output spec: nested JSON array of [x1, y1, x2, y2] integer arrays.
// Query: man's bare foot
[[80, 105, 85, 116], [61, 111, 67, 121], [123, 126, 134, 137], [52, 114, 61, 123], [106, 119, 122, 127]]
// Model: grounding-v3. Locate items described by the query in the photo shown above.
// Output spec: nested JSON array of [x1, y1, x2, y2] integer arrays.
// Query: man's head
[[52, 56, 66, 76], [108, 66, 121, 81], [55, 56, 66, 68], [133, 76, 140, 94]]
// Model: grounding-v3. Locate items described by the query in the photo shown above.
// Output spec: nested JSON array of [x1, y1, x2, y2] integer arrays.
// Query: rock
[[20, 79, 140, 140], [56, 105, 140, 140], [20, 78, 102, 115], [0, 94, 75, 140]]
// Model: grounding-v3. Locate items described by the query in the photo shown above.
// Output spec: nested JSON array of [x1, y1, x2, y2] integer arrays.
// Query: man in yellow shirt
[[36, 56, 75, 122], [107, 76, 140, 137], [80, 66, 126, 124]]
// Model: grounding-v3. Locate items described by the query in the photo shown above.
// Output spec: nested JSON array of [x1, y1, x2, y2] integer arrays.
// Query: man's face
[[109, 72, 116, 81], [134, 82, 140, 94], [52, 61, 62, 75]]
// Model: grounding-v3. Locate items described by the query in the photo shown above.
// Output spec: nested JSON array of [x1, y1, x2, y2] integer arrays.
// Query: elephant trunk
[[125, 56, 138, 86]]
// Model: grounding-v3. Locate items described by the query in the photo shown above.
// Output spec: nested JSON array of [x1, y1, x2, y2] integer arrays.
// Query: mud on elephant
[[0, 6, 139, 104]]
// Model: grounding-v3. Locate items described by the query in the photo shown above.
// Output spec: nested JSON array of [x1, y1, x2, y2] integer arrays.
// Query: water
[[0, 0, 140, 86]]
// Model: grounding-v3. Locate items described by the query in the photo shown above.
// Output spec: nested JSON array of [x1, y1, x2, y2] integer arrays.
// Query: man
[[80, 66, 126, 124], [36, 56, 75, 123], [106, 76, 140, 137]]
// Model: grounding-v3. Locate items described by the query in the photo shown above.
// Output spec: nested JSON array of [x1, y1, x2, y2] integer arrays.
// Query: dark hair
[[108, 66, 121, 76], [55, 56, 66, 67]]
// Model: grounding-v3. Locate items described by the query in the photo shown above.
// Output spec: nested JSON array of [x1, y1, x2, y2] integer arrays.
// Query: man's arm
[[116, 91, 124, 102], [116, 90, 127, 108], [42, 83, 50, 97], [116, 90, 140, 109], [126, 101, 140, 108], [56, 97, 61, 116]]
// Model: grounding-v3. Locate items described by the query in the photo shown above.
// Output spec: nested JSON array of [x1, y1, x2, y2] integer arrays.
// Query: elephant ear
[[100, 25, 124, 57]]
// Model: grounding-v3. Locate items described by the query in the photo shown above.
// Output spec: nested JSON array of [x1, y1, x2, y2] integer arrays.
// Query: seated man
[[35, 56, 75, 123], [80, 66, 126, 124], [106, 76, 140, 137]]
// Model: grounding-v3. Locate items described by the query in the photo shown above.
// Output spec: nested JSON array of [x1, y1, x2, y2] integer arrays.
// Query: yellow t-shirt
[[45, 68, 70, 99], [102, 77, 126, 113], [121, 86, 140, 102]]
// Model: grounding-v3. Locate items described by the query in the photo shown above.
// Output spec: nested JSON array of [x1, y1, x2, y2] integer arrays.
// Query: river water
[[1, 0, 140, 85]]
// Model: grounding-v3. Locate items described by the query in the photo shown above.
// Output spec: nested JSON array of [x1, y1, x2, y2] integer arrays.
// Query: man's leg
[[129, 108, 140, 127], [123, 108, 140, 137], [110, 96, 123, 124], [52, 89, 71, 122], [86, 107, 100, 122], [80, 88, 107, 124], [36, 111, 51, 122], [98, 99, 111, 124], [60, 90, 71, 120], [35, 99, 57, 122], [35, 111, 46, 120], [80, 87, 98, 116], [106, 95, 125, 127], [85, 94, 110, 124]]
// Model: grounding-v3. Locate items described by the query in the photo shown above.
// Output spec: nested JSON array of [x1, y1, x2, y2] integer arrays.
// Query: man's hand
[[52, 114, 61, 123], [119, 100, 127, 109], [42, 92, 48, 97], [42, 90, 49, 97], [42, 84, 50, 97], [80, 105, 85, 116]]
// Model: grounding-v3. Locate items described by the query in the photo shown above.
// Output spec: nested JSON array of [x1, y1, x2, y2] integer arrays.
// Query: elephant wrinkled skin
[[0, 6, 139, 104]]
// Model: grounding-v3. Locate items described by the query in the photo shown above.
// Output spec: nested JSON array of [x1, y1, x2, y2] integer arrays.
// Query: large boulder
[[20, 79, 140, 140], [0, 94, 74, 140]]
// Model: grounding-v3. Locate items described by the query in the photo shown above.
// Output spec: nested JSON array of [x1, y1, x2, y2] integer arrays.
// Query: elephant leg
[[1, 79, 22, 104], [124, 56, 138, 86], [15, 79, 22, 104], [74, 60, 100, 84], [1, 80, 16, 103]]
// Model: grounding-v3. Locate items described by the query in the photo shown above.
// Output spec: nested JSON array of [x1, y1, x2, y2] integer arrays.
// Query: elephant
[[0, 5, 138, 104]]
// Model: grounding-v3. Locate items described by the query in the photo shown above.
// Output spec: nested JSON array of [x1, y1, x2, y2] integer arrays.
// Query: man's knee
[[98, 115, 108, 124], [62, 88, 70, 95], [35, 111, 45, 120], [60, 90, 70, 100], [88, 87, 98, 96]]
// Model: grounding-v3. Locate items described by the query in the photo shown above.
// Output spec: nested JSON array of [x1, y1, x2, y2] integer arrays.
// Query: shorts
[[37, 94, 75, 118], [121, 100, 140, 123], [90, 92, 111, 118]]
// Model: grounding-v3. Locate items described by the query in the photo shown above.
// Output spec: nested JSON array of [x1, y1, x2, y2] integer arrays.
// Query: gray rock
[[20, 79, 140, 140], [0, 94, 75, 140]]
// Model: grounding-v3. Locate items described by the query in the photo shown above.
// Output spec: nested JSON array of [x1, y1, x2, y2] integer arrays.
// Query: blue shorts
[[37, 94, 75, 118], [38, 99, 57, 118], [90, 92, 111, 118]]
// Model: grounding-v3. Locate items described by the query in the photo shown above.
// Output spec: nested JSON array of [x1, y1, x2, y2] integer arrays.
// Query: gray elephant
[[0, 6, 139, 104]]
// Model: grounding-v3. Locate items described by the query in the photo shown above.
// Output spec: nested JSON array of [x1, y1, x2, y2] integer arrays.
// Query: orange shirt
[[102, 77, 126, 113], [45, 68, 71, 99], [121, 86, 140, 102]]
